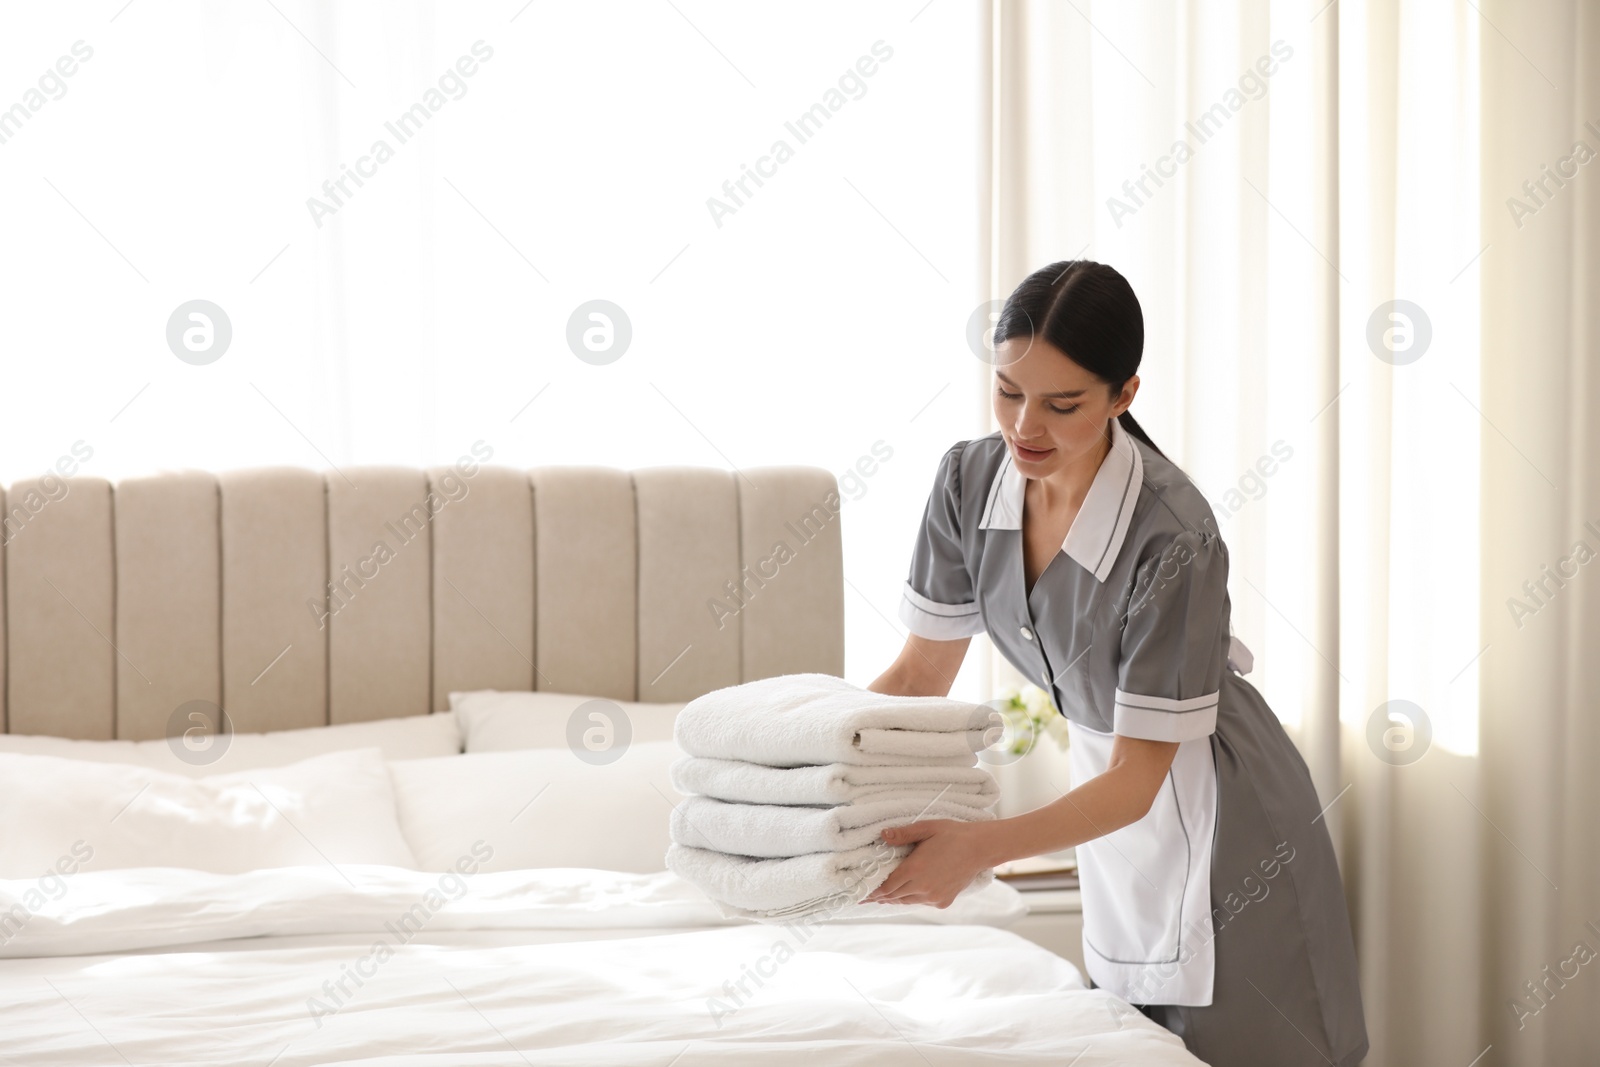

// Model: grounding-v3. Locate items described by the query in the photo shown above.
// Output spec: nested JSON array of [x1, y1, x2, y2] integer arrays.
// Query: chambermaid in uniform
[[897, 418, 1369, 1067]]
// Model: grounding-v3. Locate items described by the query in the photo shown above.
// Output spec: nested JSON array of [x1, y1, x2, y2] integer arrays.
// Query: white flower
[[983, 683, 1070, 755], [1019, 683, 1051, 716]]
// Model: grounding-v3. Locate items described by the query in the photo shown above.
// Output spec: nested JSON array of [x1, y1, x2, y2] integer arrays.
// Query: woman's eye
[[997, 386, 1077, 416]]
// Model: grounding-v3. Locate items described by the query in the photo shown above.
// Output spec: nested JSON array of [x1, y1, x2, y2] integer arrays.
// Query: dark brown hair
[[992, 259, 1166, 460]]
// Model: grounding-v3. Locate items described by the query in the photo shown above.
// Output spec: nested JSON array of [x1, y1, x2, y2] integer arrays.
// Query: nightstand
[[1007, 887, 1086, 973]]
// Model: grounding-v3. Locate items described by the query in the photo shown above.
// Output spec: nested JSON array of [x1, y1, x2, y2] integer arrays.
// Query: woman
[[864, 260, 1368, 1067]]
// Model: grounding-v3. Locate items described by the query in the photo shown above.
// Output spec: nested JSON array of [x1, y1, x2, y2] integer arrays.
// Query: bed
[[0, 459, 1206, 1065]]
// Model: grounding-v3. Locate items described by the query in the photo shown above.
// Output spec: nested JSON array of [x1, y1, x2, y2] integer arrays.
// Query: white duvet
[[0, 865, 1206, 1066]]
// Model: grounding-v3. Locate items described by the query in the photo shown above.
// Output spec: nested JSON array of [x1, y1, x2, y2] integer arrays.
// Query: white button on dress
[[1020, 626, 1033, 641]]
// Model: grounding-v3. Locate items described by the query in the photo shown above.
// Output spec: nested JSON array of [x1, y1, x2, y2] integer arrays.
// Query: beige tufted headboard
[[0, 463, 845, 741]]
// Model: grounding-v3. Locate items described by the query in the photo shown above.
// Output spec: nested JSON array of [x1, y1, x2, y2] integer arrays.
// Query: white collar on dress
[[977, 416, 1144, 583]]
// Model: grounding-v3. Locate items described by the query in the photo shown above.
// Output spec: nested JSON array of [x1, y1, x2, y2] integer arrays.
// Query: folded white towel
[[672, 672, 1001, 768], [670, 755, 999, 808], [665, 840, 912, 920], [665, 841, 998, 921], [670, 792, 996, 858]]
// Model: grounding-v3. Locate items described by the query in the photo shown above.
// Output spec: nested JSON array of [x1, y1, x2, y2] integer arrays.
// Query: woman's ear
[[1113, 374, 1140, 416]]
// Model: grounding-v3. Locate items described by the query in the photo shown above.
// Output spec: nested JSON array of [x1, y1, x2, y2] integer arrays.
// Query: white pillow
[[0, 711, 461, 778], [449, 690, 683, 754], [388, 740, 685, 873], [0, 747, 419, 878]]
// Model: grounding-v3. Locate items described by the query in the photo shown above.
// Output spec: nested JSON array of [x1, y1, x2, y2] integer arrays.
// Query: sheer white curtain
[[981, 0, 1599, 1063], [1477, 3, 1600, 1065]]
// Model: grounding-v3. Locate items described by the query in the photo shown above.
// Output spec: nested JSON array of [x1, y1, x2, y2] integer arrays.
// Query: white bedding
[[0, 865, 1206, 1066]]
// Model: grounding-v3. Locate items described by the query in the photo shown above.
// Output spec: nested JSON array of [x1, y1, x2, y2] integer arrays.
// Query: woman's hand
[[862, 819, 993, 909]]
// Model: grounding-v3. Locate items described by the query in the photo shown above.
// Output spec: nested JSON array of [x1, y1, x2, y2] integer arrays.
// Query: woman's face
[[990, 336, 1137, 474]]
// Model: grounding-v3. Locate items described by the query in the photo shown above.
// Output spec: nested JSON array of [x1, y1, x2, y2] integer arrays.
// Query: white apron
[[1067, 720, 1219, 1006]]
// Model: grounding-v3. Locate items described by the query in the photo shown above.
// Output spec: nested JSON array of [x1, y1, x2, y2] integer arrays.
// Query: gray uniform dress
[[898, 419, 1369, 1067]]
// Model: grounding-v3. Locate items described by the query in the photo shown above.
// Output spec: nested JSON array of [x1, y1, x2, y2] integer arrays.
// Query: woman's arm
[[868, 632, 971, 698], [865, 733, 1180, 907], [872, 631, 1176, 851], [864, 632, 1182, 906], [971, 734, 1179, 864]]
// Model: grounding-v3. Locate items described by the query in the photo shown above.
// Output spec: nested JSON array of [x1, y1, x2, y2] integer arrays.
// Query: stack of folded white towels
[[666, 672, 1003, 922]]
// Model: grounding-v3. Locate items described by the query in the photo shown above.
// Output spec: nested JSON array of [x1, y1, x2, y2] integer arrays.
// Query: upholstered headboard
[[0, 463, 845, 740]]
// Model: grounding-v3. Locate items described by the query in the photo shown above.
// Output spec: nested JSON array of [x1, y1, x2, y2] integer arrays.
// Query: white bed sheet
[[0, 866, 1206, 1066]]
